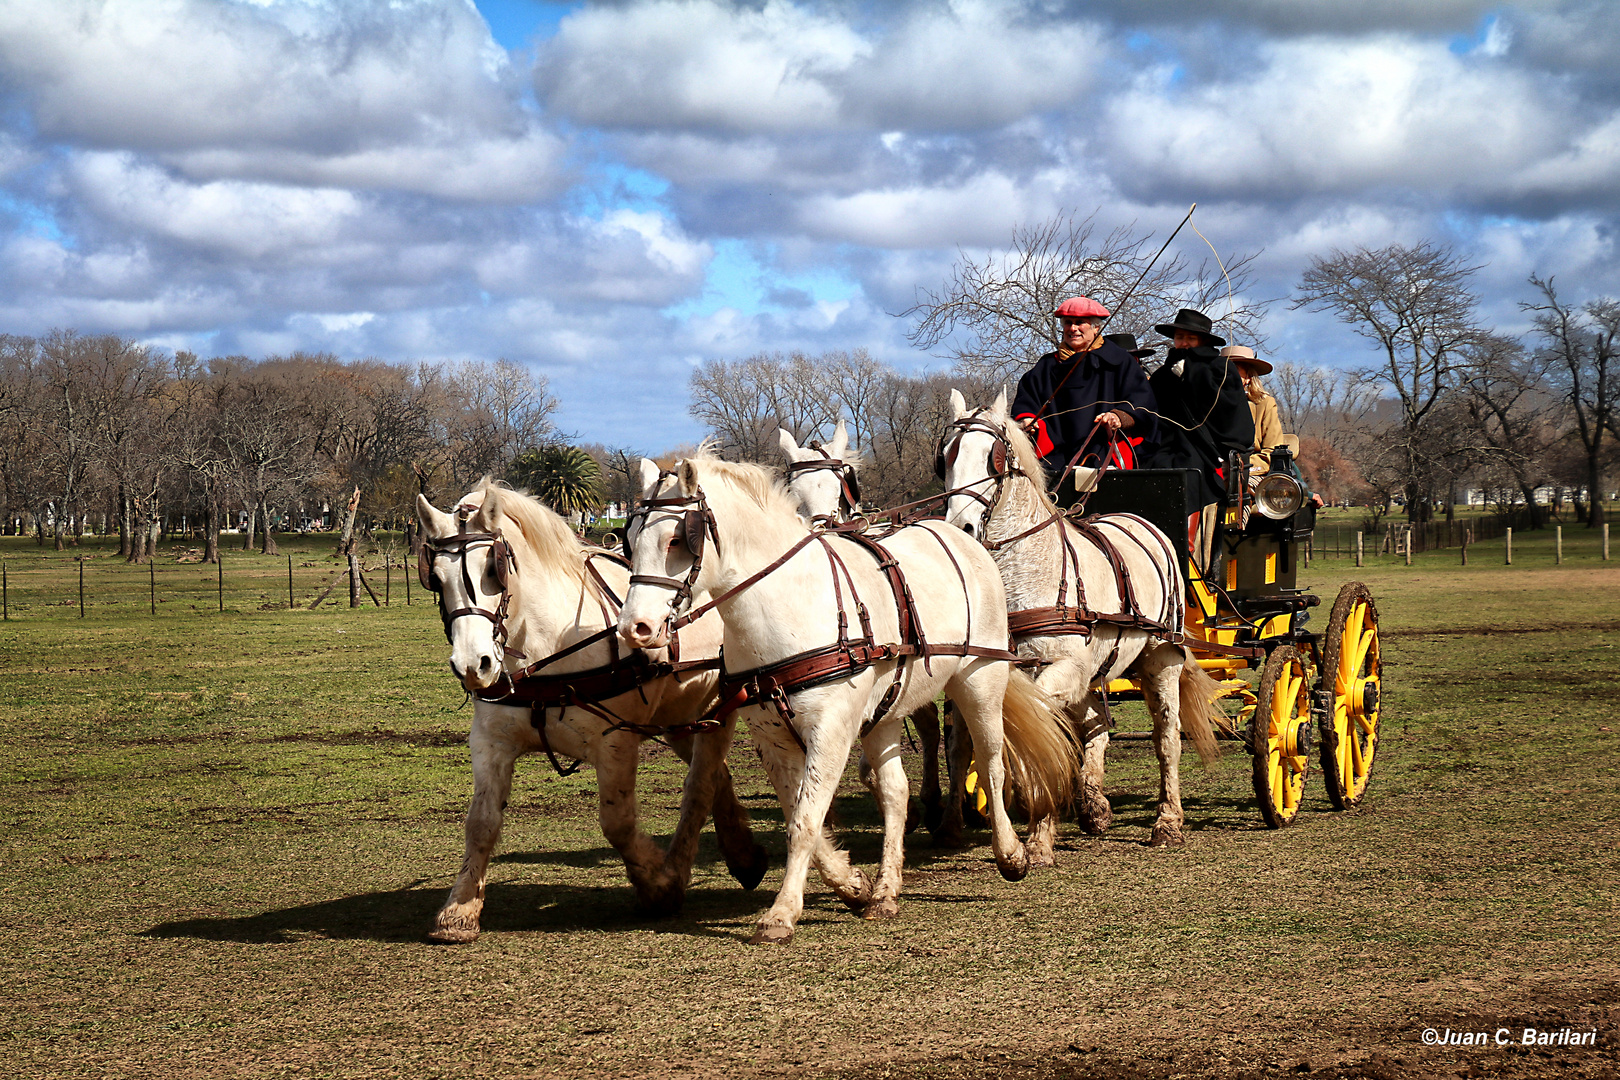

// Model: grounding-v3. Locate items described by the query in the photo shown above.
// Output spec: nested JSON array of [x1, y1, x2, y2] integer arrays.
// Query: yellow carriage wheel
[[1319, 582, 1382, 809], [1251, 645, 1313, 829]]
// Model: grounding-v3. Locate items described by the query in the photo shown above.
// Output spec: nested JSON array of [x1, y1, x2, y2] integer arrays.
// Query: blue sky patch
[[472, 0, 580, 51]]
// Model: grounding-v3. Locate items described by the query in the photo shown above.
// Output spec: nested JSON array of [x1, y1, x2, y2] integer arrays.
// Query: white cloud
[[538, 0, 1104, 134], [0, 0, 565, 203]]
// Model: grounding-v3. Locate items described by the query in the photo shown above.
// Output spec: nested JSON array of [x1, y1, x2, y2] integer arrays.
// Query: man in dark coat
[[1144, 307, 1254, 572], [1011, 296, 1158, 484]]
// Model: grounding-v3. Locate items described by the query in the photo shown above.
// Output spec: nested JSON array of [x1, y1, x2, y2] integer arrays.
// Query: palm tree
[[508, 444, 604, 521]]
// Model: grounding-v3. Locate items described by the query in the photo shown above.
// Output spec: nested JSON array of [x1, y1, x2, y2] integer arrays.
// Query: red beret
[[1053, 296, 1109, 319]]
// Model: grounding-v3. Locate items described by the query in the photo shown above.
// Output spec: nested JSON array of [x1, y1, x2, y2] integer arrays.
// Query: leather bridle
[[935, 411, 1019, 522], [784, 444, 861, 525], [418, 508, 520, 658], [622, 473, 722, 629]]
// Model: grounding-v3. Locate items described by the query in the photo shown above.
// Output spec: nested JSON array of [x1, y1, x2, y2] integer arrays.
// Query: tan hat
[[1221, 344, 1272, 375]]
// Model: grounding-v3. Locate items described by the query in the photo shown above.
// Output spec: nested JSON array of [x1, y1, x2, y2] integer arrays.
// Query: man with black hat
[[1011, 297, 1158, 487], [1144, 308, 1254, 573]]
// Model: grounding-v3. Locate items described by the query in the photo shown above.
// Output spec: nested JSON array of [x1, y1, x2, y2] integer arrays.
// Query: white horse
[[779, 422, 947, 836], [416, 482, 767, 943], [617, 454, 1078, 944], [940, 389, 1223, 851]]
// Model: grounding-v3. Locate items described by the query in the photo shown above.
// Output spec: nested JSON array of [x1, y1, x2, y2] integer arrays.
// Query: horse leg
[[947, 663, 1030, 882], [858, 718, 910, 920], [430, 707, 523, 944], [911, 702, 944, 835], [669, 732, 769, 890], [1138, 645, 1187, 847], [751, 704, 870, 944], [663, 721, 765, 896], [1070, 695, 1114, 836], [594, 726, 685, 913], [935, 700, 974, 848]]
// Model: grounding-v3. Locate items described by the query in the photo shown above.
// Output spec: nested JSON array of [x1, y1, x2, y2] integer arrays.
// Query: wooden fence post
[[288, 555, 294, 610], [2, 559, 7, 620], [1505, 527, 1513, 565], [149, 560, 155, 616], [79, 557, 85, 618], [1461, 529, 1469, 566], [218, 555, 224, 612], [1556, 525, 1563, 565], [1405, 529, 1412, 566], [1605, 523, 1611, 562], [1356, 531, 1364, 568], [385, 558, 391, 606]]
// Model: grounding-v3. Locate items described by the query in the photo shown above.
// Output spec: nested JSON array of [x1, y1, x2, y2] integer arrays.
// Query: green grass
[[2, 544, 1617, 1079]]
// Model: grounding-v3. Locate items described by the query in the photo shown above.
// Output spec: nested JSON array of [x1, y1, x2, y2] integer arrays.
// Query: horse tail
[[1000, 668, 1081, 821], [1177, 647, 1227, 766]]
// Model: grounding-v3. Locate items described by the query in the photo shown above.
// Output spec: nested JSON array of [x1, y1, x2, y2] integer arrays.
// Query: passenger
[[1143, 308, 1254, 573], [1220, 345, 1282, 475], [1103, 332, 1159, 368], [1011, 297, 1158, 487]]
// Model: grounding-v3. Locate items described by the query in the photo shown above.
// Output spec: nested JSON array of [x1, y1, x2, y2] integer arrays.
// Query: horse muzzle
[[618, 614, 671, 651], [450, 649, 502, 692]]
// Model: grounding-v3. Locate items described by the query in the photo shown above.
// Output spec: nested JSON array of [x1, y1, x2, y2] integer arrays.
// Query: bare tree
[[688, 352, 842, 461], [1524, 275, 1618, 527], [903, 210, 1268, 385], [1293, 241, 1483, 521], [1456, 333, 1560, 528]]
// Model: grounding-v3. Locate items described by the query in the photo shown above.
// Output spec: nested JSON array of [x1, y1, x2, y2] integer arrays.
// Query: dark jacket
[[1011, 340, 1159, 479], [1145, 346, 1256, 505]]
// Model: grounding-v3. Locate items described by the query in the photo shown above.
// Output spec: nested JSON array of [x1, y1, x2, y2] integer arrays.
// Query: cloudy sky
[[2, 0, 1617, 450]]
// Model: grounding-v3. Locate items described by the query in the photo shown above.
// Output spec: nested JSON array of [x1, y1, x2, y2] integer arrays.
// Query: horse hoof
[[1148, 825, 1185, 848], [1026, 846, 1056, 869], [904, 799, 921, 835], [426, 923, 479, 945], [1078, 783, 1113, 836], [634, 880, 687, 917], [922, 797, 944, 835], [749, 923, 794, 945], [861, 897, 900, 921], [996, 850, 1030, 882], [726, 844, 770, 891]]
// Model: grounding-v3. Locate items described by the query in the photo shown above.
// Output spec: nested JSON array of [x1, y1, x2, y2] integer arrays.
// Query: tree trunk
[[53, 509, 65, 550], [338, 487, 362, 556], [146, 496, 159, 558], [259, 496, 279, 556], [242, 502, 256, 551], [118, 487, 132, 558], [1589, 457, 1607, 527], [1517, 482, 1545, 529]]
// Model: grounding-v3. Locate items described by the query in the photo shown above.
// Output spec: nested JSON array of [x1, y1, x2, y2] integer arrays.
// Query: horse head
[[779, 419, 859, 524], [940, 387, 1022, 539], [416, 484, 516, 693], [617, 458, 705, 650]]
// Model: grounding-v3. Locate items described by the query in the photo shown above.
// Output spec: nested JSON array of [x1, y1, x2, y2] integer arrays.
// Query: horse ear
[[678, 458, 700, 496], [991, 387, 1008, 417], [777, 427, 802, 459], [829, 419, 849, 458], [473, 484, 503, 531], [638, 458, 660, 495], [416, 494, 454, 538], [949, 388, 967, 418]]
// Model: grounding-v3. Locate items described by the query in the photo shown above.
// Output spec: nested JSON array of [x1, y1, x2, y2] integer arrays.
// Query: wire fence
[[0, 544, 431, 620]]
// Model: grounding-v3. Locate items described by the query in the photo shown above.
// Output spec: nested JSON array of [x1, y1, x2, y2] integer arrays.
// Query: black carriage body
[[1082, 468, 1203, 582]]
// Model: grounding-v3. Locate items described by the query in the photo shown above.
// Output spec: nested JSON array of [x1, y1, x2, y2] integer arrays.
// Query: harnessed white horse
[[939, 390, 1223, 851], [416, 483, 767, 943], [617, 454, 1078, 944], [780, 423, 947, 837]]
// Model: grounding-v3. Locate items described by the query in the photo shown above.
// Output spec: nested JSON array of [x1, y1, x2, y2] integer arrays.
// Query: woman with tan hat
[[1221, 345, 1282, 474]]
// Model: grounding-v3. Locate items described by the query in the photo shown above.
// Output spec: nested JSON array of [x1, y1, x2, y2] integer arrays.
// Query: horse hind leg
[[1138, 645, 1187, 848], [934, 700, 974, 848], [430, 711, 521, 944], [669, 731, 768, 890], [594, 728, 685, 913], [911, 702, 944, 834], [1071, 695, 1114, 836], [859, 720, 911, 921]]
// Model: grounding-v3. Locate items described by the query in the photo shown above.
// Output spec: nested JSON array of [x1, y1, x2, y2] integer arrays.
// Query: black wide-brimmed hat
[[1154, 308, 1226, 347], [1103, 333, 1158, 358]]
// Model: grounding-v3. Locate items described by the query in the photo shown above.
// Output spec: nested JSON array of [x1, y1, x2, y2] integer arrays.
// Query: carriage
[[1082, 449, 1382, 828]]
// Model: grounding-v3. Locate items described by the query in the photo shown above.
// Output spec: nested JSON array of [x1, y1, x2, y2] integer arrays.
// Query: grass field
[[2, 526, 1617, 1079]]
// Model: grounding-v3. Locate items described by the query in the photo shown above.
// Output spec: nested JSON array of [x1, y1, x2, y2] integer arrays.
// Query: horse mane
[[480, 480, 586, 585], [687, 452, 802, 520], [993, 407, 1057, 515]]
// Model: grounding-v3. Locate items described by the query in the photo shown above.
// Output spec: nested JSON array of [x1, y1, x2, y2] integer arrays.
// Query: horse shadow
[[142, 873, 779, 945]]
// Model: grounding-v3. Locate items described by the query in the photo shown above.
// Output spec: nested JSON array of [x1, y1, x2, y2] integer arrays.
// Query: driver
[[1011, 296, 1157, 485]]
